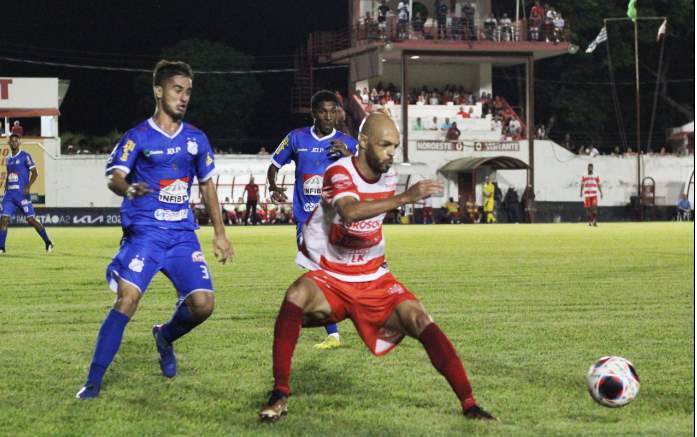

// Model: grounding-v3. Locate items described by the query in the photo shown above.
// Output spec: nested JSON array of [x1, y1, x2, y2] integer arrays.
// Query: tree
[[135, 39, 262, 145]]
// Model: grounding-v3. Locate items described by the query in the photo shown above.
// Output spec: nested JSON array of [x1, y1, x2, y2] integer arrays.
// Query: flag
[[627, 0, 638, 22], [585, 27, 608, 53], [656, 19, 667, 41]]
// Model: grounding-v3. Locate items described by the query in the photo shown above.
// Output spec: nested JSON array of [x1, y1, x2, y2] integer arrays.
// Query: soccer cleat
[[463, 405, 497, 421], [0, 248, 5, 254], [259, 390, 288, 422], [152, 324, 177, 378], [46, 242, 54, 253], [313, 335, 342, 350], [75, 383, 101, 400]]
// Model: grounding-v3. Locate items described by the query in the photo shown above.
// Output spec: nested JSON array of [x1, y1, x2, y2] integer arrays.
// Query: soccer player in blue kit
[[76, 60, 234, 399], [0, 134, 54, 253], [266, 90, 357, 350]]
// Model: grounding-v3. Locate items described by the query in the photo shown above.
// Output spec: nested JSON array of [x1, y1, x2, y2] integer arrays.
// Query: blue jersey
[[106, 118, 216, 231], [4, 150, 35, 192], [271, 127, 357, 226]]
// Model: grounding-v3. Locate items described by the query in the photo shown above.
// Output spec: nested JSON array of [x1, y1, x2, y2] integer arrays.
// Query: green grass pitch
[[0, 223, 693, 436]]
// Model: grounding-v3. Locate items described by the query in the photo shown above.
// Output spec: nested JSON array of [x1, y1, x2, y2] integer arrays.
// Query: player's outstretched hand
[[329, 140, 353, 158], [405, 180, 444, 202], [270, 186, 288, 203], [213, 234, 234, 265], [126, 182, 153, 199]]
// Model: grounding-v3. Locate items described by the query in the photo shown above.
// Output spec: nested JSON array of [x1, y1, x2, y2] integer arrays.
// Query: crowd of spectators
[[357, 0, 566, 43]]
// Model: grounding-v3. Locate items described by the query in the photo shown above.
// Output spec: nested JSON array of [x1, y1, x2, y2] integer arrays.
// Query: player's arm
[[597, 180, 603, 198], [267, 164, 288, 203], [107, 170, 151, 198], [199, 178, 234, 264], [335, 179, 443, 225], [579, 179, 584, 198], [24, 168, 38, 195]]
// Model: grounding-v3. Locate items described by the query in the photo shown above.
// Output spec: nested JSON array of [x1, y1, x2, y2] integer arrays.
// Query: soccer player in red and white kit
[[259, 113, 496, 422], [580, 163, 603, 226]]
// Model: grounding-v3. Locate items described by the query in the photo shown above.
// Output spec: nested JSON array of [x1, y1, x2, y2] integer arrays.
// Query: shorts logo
[[192, 251, 206, 263], [159, 177, 190, 204], [303, 174, 323, 196], [154, 208, 189, 221], [128, 256, 145, 273], [187, 139, 198, 155]]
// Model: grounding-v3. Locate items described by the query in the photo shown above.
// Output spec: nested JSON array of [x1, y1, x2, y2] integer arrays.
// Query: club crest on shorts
[[191, 251, 206, 263], [128, 255, 145, 273]]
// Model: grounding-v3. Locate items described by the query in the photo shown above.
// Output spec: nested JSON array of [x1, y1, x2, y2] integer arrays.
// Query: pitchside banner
[[0, 139, 47, 203], [5, 208, 122, 226], [415, 140, 520, 152]]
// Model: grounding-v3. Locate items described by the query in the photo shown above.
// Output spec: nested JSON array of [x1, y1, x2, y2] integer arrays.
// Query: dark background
[[1, 0, 693, 153]]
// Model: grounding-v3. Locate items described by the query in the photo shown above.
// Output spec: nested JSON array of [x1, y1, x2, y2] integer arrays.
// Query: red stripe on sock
[[272, 300, 304, 395], [419, 323, 476, 410]]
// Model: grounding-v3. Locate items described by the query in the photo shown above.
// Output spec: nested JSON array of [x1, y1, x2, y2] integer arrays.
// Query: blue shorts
[[106, 227, 214, 301], [1, 191, 35, 217]]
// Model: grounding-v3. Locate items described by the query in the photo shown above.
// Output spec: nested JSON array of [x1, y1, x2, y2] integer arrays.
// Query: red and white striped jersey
[[296, 157, 397, 282], [581, 175, 600, 198]]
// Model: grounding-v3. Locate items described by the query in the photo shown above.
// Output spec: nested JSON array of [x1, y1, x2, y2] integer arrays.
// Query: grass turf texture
[[0, 223, 693, 436]]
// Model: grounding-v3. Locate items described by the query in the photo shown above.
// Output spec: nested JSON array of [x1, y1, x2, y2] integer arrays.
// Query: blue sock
[[36, 227, 50, 244], [0, 230, 6, 248], [160, 303, 203, 344], [325, 323, 339, 336], [86, 309, 130, 385]]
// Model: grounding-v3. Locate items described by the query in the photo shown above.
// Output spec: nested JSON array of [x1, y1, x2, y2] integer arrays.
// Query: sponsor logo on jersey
[[191, 251, 206, 263], [144, 149, 164, 157], [158, 177, 190, 204], [120, 139, 136, 162], [303, 174, 323, 196], [187, 139, 198, 155], [166, 147, 180, 155], [311, 147, 323, 153], [154, 208, 189, 221], [128, 256, 144, 273], [303, 202, 319, 212], [7, 172, 18, 183], [346, 219, 382, 232]]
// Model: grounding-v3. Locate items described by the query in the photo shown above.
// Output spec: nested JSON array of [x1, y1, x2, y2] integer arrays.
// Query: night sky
[[1, 0, 349, 142]]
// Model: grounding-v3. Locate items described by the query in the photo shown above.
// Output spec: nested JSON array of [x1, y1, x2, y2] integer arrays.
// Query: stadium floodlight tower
[[291, 0, 573, 207]]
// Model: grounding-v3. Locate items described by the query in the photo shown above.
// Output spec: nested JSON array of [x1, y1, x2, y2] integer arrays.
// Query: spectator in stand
[[457, 105, 470, 119], [484, 14, 497, 40], [258, 146, 269, 155], [536, 124, 546, 139], [243, 176, 259, 226], [440, 118, 451, 131], [361, 88, 370, 104], [11, 121, 23, 137], [563, 132, 573, 150], [435, 0, 449, 39], [503, 186, 519, 223], [499, 13, 513, 41], [611, 146, 622, 157], [370, 88, 379, 104], [509, 118, 522, 137], [529, 1, 544, 41], [444, 197, 460, 223], [428, 116, 439, 130], [412, 11, 425, 39], [589, 145, 600, 157], [416, 91, 427, 105], [446, 122, 461, 141], [521, 184, 536, 223], [414, 117, 425, 130], [428, 91, 440, 105], [543, 4, 555, 42], [462, 2, 476, 40], [397, 2, 410, 39], [376, 0, 390, 37], [659, 146, 668, 156], [551, 8, 565, 43], [464, 195, 479, 223]]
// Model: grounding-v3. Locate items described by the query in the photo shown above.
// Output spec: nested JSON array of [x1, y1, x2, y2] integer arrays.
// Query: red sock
[[419, 323, 477, 410], [272, 300, 304, 395]]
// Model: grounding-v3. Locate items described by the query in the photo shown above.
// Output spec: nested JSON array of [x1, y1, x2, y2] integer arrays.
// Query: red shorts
[[304, 270, 417, 356], [584, 196, 598, 208]]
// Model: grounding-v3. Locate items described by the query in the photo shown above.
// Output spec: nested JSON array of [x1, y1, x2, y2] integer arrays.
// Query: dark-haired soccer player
[[266, 90, 357, 350], [76, 60, 234, 399], [0, 134, 53, 253], [580, 163, 603, 226], [259, 113, 496, 422]]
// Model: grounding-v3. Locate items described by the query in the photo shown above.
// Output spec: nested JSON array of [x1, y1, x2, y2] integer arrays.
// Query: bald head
[[359, 113, 400, 144]]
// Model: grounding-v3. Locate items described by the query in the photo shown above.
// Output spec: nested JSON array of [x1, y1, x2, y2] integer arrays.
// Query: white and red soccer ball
[[587, 356, 640, 408]]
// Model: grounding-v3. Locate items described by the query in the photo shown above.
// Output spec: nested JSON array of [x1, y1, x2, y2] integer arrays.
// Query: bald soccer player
[[259, 113, 496, 422]]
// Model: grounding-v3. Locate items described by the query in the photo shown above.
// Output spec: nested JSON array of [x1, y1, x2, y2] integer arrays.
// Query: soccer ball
[[586, 356, 640, 407]]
